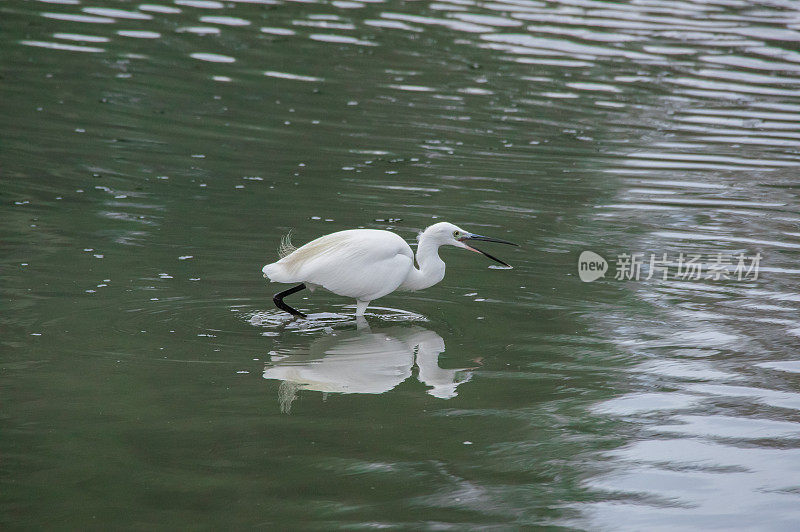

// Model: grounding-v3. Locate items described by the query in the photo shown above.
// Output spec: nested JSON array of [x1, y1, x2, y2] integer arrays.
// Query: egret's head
[[421, 222, 519, 267], [421, 222, 469, 245]]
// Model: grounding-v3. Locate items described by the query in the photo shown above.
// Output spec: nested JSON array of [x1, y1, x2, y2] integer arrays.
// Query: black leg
[[273, 283, 307, 318]]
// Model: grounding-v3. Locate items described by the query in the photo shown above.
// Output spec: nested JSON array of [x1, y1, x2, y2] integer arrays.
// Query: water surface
[[3, 0, 800, 528]]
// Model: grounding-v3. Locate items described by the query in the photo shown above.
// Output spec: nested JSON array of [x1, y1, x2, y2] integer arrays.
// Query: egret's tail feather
[[278, 230, 296, 259], [262, 262, 291, 283]]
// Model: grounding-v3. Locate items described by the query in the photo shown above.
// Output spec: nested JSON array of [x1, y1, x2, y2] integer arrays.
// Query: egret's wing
[[273, 230, 413, 300]]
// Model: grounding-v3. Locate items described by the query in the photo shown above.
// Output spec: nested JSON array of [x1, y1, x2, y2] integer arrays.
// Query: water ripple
[[20, 39, 105, 52], [264, 70, 323, 82], [82, 7, 152, 19], [42, 12, 115, 23], [190, 52, 235, 62]]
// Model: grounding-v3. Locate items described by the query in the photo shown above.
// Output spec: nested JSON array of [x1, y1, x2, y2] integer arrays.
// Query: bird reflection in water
[[263, 323, 472, 413]]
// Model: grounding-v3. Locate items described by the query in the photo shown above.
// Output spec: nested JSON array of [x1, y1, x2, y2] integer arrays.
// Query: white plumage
[[262, 222, 517, 317], [263, 229, 412, 301]]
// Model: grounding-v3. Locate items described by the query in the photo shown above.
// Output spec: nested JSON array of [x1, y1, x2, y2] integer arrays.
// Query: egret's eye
[[453, 230, 460, 238]]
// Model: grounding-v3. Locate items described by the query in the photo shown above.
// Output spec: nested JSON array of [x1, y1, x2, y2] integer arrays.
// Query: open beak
[[462, 233, 519, 267]]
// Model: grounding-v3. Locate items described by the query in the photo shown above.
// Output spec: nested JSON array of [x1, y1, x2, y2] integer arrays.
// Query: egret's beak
[[461, 233, 519, 267]]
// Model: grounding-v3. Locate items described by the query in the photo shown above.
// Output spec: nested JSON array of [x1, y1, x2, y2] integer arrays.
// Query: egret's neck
[[401, 233, 446, 291]]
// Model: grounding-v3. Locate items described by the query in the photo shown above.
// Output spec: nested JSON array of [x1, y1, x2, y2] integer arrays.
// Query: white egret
[[262, 222, 518, 317]]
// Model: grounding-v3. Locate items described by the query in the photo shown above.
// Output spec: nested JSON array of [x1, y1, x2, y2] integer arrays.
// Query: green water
[[4, 0, 800, 528]]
